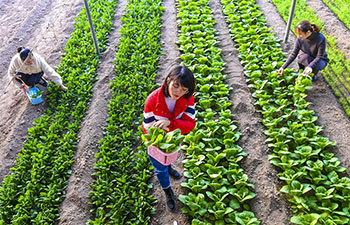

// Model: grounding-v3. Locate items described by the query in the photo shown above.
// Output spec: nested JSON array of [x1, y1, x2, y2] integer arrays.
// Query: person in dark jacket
[[142, 65, 196, 212], [278, 20, 329, 81]]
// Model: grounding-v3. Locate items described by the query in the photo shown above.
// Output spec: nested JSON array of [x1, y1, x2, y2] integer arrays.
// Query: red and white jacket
[[142, 85, 196, 135]]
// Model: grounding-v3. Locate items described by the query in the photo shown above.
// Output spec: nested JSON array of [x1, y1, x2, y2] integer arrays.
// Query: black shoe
[[312, 74, 317, 82], [39, 78, 48, 87], [164, 187, 176, 211], [168, 165, 182, 180]]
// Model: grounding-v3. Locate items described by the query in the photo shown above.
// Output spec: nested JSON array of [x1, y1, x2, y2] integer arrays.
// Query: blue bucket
[[26, 87, 43, 105]]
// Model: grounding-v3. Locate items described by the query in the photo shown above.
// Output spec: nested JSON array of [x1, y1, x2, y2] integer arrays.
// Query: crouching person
[[8, 47, 67, 93]]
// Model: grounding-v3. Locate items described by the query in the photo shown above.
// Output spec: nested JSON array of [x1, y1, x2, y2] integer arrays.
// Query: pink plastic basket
[[147, 145, 179, 166]]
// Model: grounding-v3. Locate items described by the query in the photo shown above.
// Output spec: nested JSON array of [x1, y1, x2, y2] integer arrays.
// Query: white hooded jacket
[[8, 52, 63, 87]]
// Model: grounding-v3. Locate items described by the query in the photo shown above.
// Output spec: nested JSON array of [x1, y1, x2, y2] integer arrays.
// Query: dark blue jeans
[[148, 155, 170, 189], [15, 71, 44, 87], [298, 53, 328, 75]]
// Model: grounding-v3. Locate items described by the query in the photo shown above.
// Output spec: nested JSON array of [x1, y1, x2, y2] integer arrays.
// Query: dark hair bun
[[16, 46, 25, 53], [296, 20, 320, 33], [19, 48, 30, 61]]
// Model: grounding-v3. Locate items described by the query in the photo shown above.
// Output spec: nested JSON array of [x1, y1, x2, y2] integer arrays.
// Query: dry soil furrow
[[0, 0, 42, 49]]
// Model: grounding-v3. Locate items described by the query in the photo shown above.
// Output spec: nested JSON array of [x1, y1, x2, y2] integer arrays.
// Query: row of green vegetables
[[176, 0, 260, 224], [0, 0, 118, 224], [87, 0, 164, 224], [272, 0, 350, 117], [322, 0, 350, 31], [221, 0, 350, 224]]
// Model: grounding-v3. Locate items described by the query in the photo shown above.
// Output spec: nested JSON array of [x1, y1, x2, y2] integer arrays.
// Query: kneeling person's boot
[[164, 187, 176, 211], [168, 165, 182, 179]]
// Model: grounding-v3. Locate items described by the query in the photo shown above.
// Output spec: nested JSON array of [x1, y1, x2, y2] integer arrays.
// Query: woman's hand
[[278, 68, 284, 75], [60, 84, 68, 91], [153, 120, 170, 131], [303, 66, 313, 75]]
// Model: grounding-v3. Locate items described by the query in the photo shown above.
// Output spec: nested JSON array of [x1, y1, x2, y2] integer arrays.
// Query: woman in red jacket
[[142, 65, 196, 211]]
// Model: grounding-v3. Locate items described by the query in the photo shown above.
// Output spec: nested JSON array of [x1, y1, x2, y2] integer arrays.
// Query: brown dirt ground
[[1, 0, 350, 224]]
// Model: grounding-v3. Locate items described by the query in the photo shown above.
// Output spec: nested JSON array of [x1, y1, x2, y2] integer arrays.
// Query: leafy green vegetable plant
[[31, 90, 42, 99], [142, 128, 184, 153]]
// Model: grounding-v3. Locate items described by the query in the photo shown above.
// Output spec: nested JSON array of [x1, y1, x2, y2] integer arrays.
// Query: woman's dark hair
[[17, 46, 31, 61], [295, 20, 320, 33], [163, 65, 196, 99]]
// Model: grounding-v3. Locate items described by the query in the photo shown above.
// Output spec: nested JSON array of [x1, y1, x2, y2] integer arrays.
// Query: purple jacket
[[282, 31, 329, 69]]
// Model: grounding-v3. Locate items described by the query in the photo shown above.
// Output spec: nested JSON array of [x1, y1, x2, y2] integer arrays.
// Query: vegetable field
[[0, 0, 350, 224]]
